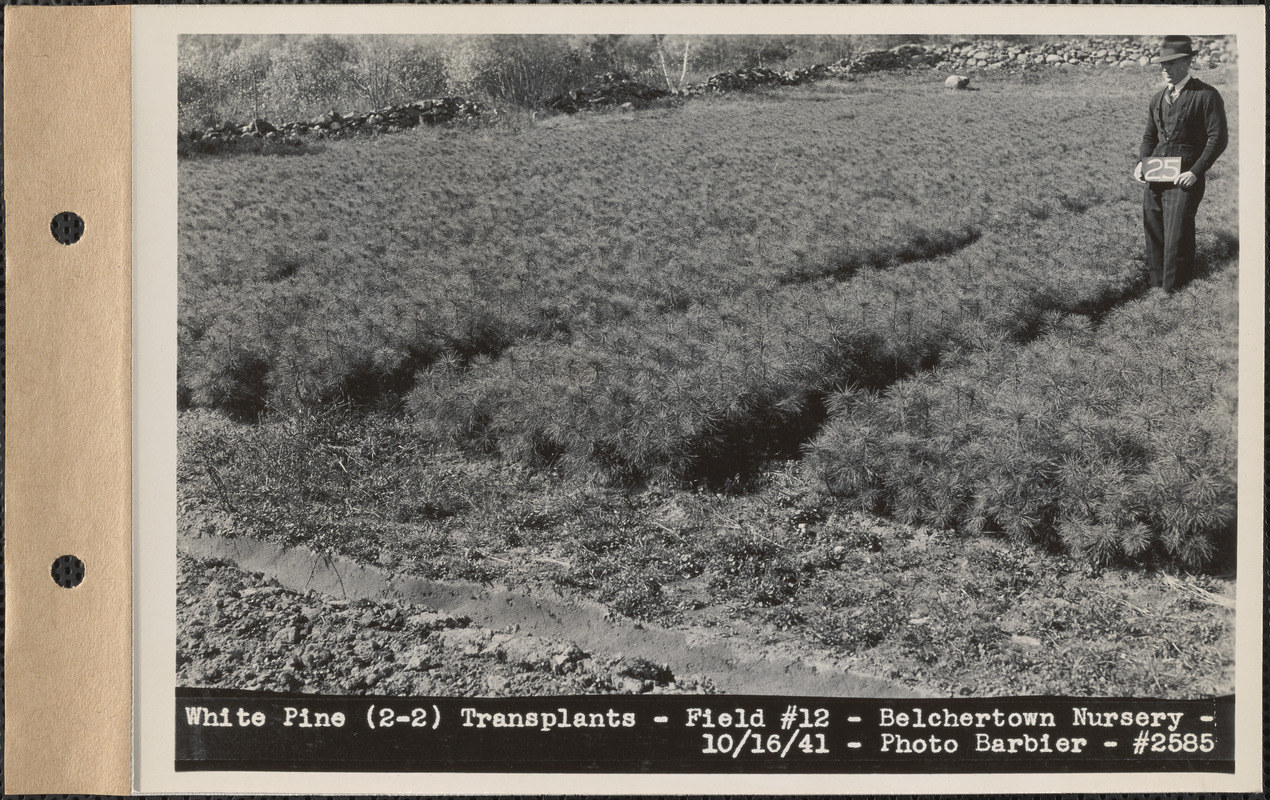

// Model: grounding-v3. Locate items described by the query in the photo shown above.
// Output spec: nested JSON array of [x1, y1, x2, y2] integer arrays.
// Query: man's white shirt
[[1166, 73, 1192, 102]]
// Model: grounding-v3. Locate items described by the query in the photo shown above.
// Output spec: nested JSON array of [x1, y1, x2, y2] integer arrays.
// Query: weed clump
[[701, 530, 802, 606]]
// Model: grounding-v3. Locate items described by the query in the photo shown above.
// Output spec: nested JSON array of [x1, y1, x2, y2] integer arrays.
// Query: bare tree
[[229, 47, 271, 120], [350, 37, 401, 110], [654, 35, 693, 93], [268, 36, 357, 119]]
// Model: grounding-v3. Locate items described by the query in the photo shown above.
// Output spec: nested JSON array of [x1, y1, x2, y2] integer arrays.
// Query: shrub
[[185, 329, 272, 423], [404, 202, 1148, 487], [809, 266, 1238, 568]]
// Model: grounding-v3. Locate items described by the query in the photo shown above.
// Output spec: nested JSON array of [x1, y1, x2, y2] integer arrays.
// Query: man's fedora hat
[[1152, 35, 1195, 63]]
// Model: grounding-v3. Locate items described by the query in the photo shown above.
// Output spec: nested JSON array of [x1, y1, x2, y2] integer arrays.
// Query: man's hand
[[1174, 171, 1199, 189], [1132, 162, 1146, 183]]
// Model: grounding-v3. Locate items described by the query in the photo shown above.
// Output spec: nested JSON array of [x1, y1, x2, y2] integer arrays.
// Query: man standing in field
[[1133, 35, 1228, 292]]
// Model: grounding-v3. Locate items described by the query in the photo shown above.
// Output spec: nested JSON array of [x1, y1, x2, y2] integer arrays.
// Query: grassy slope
[[179, 66, 1239, 697]]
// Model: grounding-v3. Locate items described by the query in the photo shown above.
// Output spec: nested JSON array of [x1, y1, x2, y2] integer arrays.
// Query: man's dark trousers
[[1143, 175, 1205, 291], [1138, 73, 1226, 292]]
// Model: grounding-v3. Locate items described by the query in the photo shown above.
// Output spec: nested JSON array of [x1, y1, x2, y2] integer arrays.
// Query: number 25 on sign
[[1142, 156, 1182, 182]]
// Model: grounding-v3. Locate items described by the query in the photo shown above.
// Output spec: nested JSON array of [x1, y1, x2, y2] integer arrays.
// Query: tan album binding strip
[[3, 6, 132, 794]]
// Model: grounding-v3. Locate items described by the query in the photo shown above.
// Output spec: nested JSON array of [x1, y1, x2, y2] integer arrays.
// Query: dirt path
[[181, 531, 918, 698]]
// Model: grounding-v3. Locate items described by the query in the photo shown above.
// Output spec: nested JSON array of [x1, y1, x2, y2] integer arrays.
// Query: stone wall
[[544, 72, 672, 114], [180, 36, 1234, 147], [543, 36, 1233, 109], [183, 97, 483, 148], [915, 36, 1232, 72]]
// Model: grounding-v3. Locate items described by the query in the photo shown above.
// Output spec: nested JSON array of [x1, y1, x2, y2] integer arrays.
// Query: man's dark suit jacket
[[1139, 77, 1228, 176]]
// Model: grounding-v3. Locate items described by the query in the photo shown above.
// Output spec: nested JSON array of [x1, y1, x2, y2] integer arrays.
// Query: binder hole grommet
[[51, 555, 85, 588], [51, 211, 85, 245]]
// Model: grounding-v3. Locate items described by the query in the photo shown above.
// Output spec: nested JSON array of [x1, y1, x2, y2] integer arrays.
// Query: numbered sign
[[1142, 156, 1182, 183]]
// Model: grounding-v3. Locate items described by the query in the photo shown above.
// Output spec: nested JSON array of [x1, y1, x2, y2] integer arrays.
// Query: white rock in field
[[612, 675, 647, 694], [403, 646, 438, 671], [485, 674, 511, 692], [944, 75, 971, 90]]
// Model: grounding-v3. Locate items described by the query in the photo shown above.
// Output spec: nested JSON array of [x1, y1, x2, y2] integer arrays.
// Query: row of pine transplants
[[179, 67, 1237, 569]]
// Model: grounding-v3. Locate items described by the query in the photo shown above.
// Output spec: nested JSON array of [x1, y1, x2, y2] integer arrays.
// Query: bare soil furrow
[[181, 530, 919, 698]]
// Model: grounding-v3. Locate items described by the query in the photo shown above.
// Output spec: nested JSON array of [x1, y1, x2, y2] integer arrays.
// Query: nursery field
[[179, 66, 1240, 698]]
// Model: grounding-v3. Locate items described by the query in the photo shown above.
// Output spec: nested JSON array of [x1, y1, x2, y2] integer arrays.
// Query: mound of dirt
[[178, 552, 714, 697]]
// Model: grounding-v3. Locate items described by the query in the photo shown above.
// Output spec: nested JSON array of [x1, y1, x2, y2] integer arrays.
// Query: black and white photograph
[[130, 5, 1261, 789]]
